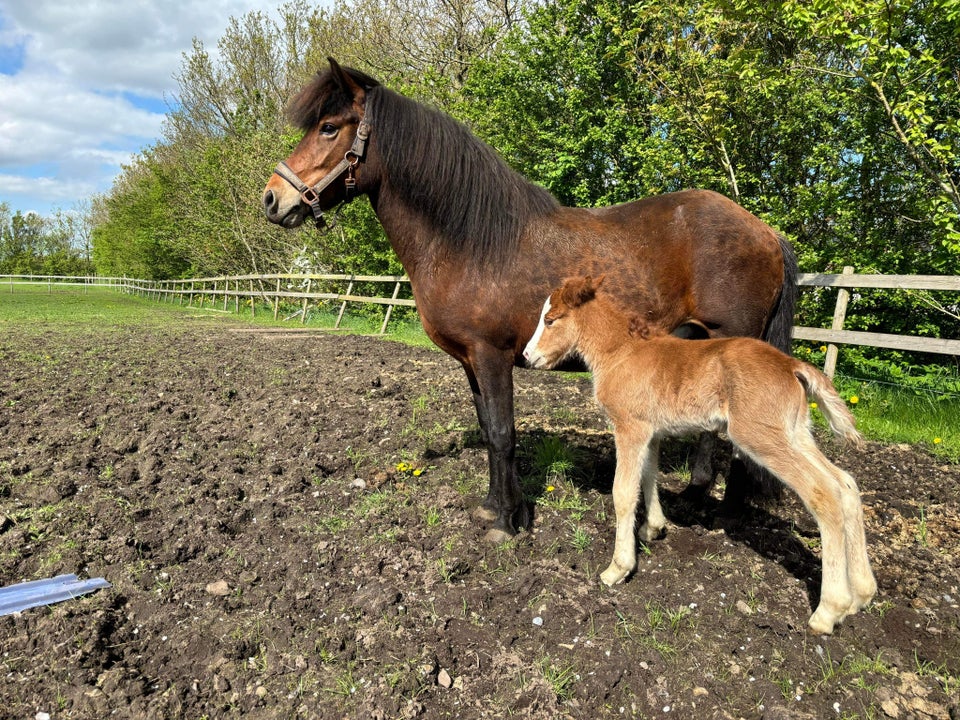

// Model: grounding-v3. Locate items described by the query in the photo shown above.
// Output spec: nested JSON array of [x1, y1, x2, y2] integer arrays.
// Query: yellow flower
[[396, 462, 410, 473], [809, 402, 818, 410], [820, 345, 827, 352], [849, 395, 859, 405], [934, 437, 943, 445], [546, 485, 556, 493], [412, 468, 424, 477]]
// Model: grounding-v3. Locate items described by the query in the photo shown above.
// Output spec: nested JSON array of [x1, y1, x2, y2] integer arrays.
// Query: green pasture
[[1, 286, 956, 461]]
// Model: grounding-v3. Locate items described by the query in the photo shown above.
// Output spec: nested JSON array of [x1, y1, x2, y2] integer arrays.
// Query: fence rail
[[4, 272, 958, 374], [795, 269, 960, 376]]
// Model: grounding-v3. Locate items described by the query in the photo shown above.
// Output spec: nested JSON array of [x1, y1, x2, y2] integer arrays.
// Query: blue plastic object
[[0, 574, 111, 616]]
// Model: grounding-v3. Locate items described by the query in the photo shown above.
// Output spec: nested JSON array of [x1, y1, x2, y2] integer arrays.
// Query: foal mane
[[290, 64, 559, 265]]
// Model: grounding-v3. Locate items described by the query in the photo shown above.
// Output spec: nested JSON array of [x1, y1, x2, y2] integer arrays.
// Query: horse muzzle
[[262, 187, 309, 228]]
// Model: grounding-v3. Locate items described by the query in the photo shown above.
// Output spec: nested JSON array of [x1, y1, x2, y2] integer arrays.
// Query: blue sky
[[0, 0, 291, 218]]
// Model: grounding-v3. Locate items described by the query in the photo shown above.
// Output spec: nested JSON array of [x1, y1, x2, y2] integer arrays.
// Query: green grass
[[0, 287, 201, 328], [830, 376, 959, 461], [0, 286, 433, 345]]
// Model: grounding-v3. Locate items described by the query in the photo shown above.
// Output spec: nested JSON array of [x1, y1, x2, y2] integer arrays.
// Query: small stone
[[206, 580, 231, 596], [255, 685, 268, 698], [349, 478, 366, 490], [735, 599, 754, 615], [36, 713, 51, 720], [693, 687, 709, 697], [532, 616, 544, 626], [437, 669, 453, 688]]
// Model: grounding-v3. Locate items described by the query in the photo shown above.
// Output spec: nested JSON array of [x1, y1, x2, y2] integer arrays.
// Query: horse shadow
[[515, 428, 823, 608]]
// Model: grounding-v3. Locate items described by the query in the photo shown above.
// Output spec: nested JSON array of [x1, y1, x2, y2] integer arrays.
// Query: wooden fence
[[795, 269, 960, 376], [126, 274, 416, 336], [4, 271, 958, 376]]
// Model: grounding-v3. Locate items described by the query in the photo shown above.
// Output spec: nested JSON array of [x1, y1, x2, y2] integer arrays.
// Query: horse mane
[[289, 64, 560, 265], [287, 66, 381, 130]]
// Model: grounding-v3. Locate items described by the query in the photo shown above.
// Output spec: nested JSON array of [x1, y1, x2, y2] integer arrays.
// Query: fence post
[[823, 266, 854, 379], [273, 278, 281, 320], [380, 281, 403, 334], [300, 278, 310, 324], [249, 279, 256, 318], [335, 278, 355, 329]]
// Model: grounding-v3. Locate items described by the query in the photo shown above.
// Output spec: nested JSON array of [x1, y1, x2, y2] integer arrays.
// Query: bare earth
[[1, 320, 958, 719]]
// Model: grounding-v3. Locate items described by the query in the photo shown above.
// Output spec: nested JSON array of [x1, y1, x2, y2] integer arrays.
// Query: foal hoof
[[471, 505, 497, 523], [483, 527, 515, 544], [600, 563, 630, 587]]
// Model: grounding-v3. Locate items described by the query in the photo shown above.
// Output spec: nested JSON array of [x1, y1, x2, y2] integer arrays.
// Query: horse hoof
[[472, 505, 497, 523], [679, 482, 711, 503], [484, 528, 515, 544]]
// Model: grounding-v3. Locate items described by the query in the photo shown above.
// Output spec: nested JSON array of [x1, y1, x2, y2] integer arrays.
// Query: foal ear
[[560, 276, 599, 308]]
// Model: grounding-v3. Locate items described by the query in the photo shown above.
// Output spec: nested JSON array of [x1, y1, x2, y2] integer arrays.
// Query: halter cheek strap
[[273, 117, 371, 228]]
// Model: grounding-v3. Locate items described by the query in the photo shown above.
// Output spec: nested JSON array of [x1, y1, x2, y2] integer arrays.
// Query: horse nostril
[[263, 189, 276, 215]]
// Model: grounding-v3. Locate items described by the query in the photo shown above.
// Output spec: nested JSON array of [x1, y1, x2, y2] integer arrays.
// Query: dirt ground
[[1, 319, 958, 719]]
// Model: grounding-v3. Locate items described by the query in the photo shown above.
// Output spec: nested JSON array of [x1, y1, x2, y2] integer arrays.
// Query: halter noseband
[[272, 115, 371, 229]]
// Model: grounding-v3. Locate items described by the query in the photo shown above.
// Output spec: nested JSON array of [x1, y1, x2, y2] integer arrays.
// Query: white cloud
[[0, 0, 291, 215]]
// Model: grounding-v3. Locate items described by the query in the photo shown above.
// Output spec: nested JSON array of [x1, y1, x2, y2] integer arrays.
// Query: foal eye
[[544, 317, 556, 327], [319, 123, 338, 137]]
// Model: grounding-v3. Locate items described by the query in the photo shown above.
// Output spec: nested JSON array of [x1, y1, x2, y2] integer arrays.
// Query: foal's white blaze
[[523, 297, 552, 368]]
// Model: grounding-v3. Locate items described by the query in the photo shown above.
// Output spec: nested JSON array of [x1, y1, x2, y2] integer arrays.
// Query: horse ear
[[327, 57, 364, 99]]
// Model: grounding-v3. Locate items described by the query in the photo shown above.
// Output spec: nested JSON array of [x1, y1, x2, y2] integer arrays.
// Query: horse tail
[[763, 234, 798, 354], [795, 364, 864, 448]]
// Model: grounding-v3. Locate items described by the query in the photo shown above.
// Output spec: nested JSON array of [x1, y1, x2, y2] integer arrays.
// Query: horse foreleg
[[462, 350, 528, 542]]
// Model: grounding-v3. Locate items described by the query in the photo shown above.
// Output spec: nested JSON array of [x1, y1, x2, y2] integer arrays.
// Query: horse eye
[[319, 123, 338, 137], [544, 317, 556, 327]]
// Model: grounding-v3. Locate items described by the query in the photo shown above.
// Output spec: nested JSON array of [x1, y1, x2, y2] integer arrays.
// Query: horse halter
[[272, 115, 371, 229]]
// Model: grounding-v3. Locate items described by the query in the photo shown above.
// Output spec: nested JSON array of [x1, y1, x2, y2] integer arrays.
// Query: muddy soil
[[1, 320, 958, 719]]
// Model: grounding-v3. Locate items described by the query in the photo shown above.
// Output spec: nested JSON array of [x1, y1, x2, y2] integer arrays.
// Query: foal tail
[[795, 364, 864, 448]]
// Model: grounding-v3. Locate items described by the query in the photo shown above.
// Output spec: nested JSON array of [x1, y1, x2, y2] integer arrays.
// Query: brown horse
[[262, 60, 797, 542], [523, 276, 875, 634]]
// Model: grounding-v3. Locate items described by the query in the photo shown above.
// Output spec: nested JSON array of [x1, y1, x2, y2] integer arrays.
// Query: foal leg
[[638, 437, 667, 542], [734, 433, 853, 634], [601, 425, 653, 586], [824, 460, 877, 613]]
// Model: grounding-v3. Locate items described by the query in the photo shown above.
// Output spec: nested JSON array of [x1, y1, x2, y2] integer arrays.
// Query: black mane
[[289, 65, 559, 263]]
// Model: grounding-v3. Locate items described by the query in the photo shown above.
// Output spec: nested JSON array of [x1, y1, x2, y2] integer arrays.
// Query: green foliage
[[0, 203, 94, 276], [71, 0, 959, 375]]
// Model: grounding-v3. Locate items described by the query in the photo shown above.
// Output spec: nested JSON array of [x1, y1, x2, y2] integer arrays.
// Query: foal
[[523, 276, 876, 634]]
